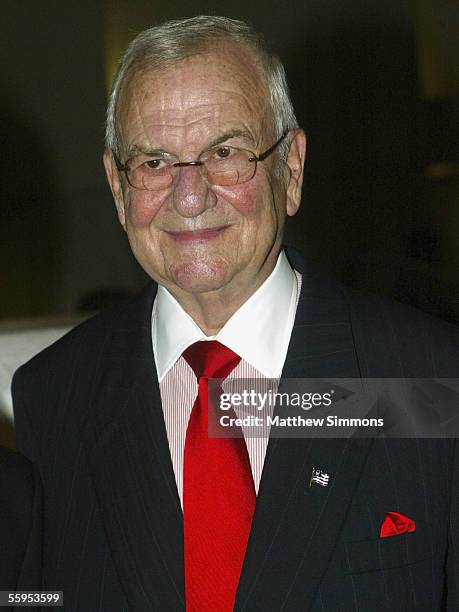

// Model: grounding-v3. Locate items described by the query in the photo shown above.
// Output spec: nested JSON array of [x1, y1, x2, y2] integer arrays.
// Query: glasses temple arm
[[111, 150, 127, 172], [256, 129, 289, 162]]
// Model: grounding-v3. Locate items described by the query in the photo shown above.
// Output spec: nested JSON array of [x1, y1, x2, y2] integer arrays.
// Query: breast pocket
[[343, 524, 433, 574]]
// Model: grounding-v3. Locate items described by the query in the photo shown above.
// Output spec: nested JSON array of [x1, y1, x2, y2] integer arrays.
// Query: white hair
[[105, 15, 298, 164]]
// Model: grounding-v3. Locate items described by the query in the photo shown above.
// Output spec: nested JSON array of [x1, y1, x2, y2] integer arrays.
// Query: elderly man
[[13, 16, 459, 611]]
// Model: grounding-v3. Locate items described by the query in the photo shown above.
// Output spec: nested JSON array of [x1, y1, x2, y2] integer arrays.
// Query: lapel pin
[[309, 466, 330, 488]]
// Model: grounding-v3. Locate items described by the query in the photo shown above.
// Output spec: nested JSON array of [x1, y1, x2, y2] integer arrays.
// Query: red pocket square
[[380, 512, 416, 538]]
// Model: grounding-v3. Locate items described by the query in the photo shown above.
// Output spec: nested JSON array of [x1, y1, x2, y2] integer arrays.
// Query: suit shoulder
[[342, 284, 458, 337], [341, 285, 458, 376], [13, 282, 156, 386], [287, 246, 457, 341], [13, 308, 113, 384]]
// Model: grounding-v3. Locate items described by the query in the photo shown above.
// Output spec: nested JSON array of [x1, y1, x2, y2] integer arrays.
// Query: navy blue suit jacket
[[12, 249, 459, 610]]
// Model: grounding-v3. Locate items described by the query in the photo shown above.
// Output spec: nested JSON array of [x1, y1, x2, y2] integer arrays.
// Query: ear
[[103, 148, 126, 229], [284, 129, 307, 217]]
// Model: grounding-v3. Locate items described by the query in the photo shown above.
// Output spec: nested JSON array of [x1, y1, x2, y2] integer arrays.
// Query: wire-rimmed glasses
[[112, 130, 289, 191]]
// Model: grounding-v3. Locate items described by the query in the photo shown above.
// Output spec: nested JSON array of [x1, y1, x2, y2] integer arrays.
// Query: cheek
[[125, 191, 167, 227], [213, 181, 262, 217], [219, 159, 279, 211]]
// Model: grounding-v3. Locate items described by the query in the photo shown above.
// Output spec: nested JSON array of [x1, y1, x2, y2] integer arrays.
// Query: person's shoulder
[[288, 244, 457, 338], [341, 283, 458, 376], [14, 282, 156, 384], [286, 246, 458, 375], [342, 282, 456, 331]]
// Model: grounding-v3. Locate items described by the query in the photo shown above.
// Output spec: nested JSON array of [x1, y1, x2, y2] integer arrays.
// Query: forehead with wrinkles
[[116, 43, 274, 156]]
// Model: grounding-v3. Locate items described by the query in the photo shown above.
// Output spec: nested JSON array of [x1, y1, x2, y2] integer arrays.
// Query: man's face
[[104, 44, 305, 300]]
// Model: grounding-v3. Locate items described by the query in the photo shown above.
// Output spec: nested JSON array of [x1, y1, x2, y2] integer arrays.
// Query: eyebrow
[[125, 129, 256, 160], [125, 145, 170, 159], [207, 129, 256, 149]]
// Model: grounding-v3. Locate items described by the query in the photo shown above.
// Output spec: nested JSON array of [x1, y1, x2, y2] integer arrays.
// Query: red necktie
[[183, 341, 256, 612]]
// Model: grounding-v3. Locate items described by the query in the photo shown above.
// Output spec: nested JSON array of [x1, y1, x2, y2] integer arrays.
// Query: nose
[[171, 163, 217, 218]]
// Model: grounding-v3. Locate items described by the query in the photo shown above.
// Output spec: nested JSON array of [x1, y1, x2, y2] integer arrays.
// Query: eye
[[143, 158, 167, 170], [214, 146, 232, 159]]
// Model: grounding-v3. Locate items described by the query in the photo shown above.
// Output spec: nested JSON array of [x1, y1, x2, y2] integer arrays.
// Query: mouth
[[165, 226, 229, 243]]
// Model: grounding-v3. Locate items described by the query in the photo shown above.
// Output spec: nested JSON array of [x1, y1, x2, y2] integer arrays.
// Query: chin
[[169, 260, 229, 294]]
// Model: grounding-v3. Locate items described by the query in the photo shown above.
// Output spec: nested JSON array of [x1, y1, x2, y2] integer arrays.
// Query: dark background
[[1, 0, 458, 322]]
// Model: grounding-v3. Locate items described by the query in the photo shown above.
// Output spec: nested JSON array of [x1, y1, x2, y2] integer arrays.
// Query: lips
[[166, 226, 228, 242]]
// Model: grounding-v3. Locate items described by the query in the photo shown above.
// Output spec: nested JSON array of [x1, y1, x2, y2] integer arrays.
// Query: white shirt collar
[[152, 250, 298, 381]]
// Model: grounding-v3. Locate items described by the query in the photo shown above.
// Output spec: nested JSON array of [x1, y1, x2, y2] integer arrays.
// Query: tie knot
[[182, 340, 241, 380]]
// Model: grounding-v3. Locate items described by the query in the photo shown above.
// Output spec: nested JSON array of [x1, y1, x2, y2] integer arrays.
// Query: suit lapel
[[236, 252, 373, 610], [82, 284, 185, 611]]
